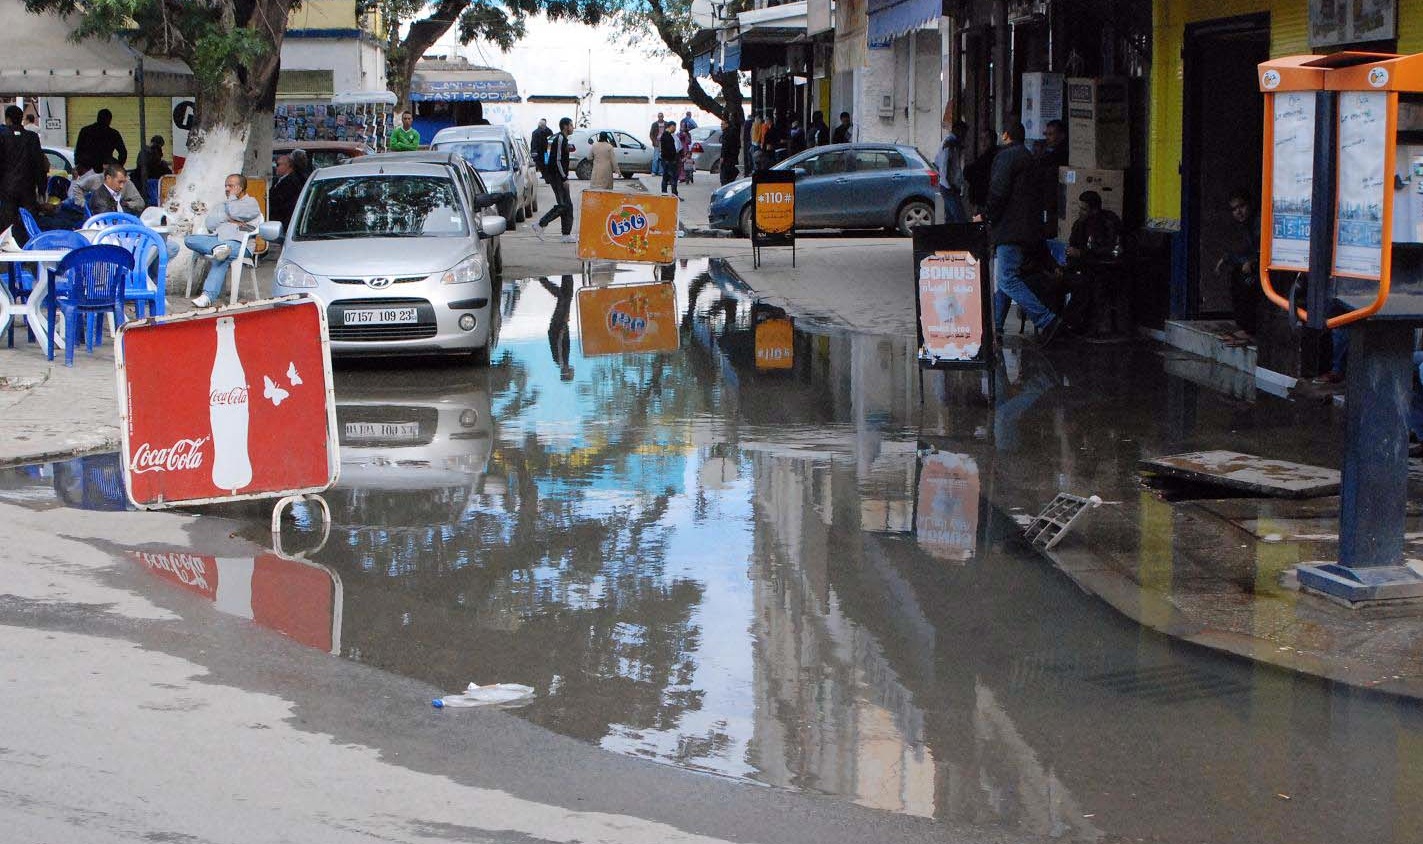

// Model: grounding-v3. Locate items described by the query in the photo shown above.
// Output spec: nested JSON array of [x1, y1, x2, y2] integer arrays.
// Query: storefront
[[1148, 0, 1423, 375], [408, 58, 521, 140]]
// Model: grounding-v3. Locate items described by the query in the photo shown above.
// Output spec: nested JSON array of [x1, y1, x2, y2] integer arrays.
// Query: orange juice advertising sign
[[754, 317, 794, 370], [917, 251, 984, 362], [754, 182, 795, 235], [577, 190, 678, 264], [577, 282, 679, 356]]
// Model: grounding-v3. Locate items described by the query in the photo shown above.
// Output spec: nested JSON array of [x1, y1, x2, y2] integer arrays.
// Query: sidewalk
[[718, 239, 1423, 701]]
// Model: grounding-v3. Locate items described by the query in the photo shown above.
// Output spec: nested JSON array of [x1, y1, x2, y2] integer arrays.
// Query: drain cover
[[1138, 450, 1340, 498]]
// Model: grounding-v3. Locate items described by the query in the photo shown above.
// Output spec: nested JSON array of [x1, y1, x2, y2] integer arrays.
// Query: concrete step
[[1163, 320, 1299, 399]]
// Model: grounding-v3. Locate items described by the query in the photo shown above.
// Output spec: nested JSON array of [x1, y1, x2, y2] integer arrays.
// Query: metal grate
[[329, 323, 438, 342], [1024, 493, 1101, 549], [330, 276, 429, 286], [1080, 664, 1251, 703]]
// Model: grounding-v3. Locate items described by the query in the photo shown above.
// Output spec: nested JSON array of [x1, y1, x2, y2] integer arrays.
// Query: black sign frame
[[913, 222, 994, 371], [752, 169, 796, 268]]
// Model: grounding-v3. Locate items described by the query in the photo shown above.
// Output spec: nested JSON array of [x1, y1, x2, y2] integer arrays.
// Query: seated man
[[267, 154, 301, 232], [1064, 190, 1127, 336], [184, 173, 260, 308], [85, 163, 146, 216]]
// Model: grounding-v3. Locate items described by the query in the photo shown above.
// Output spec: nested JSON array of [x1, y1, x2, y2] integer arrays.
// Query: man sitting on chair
[[185, 173, 260, 308], [79, 164, 145, 216]]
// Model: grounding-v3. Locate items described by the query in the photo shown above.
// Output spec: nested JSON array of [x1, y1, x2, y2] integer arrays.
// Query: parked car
[[569, 129, 655, 180], [511, 134, 538, 217], [689, 127, 722, 173], [272, 151, 507, 363], [43, 145, 74, 177], [430, 124, 530, 226], [271, 140, 373, 174], [708, 143, 943, 237]]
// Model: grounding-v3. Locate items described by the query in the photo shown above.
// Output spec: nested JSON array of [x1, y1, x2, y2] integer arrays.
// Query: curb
[[0, 430, 122, 469]]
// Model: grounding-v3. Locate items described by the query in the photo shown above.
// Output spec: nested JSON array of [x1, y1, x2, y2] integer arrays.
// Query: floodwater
[[6, 259, 1423, 844]]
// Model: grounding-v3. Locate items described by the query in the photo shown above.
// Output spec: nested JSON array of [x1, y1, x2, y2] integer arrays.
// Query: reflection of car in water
[[332, 369, 495, 495]]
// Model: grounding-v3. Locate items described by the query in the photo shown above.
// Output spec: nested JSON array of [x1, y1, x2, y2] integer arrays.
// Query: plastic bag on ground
[[432, 682, 535, 708]]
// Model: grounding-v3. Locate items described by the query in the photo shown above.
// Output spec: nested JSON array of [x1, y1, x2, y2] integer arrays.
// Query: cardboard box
[[1066, 77, 1130, 170], [1021, 72, 1064, 141], [1058, 166, 1126, 232]]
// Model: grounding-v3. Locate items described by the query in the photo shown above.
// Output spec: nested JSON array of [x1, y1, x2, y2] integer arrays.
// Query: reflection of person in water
[[542, 274, 575, 380], [993, 354, 1057, 453]]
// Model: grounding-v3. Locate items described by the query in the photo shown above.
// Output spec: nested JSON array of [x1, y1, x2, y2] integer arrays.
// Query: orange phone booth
[[1258, 53, 1423, 602]]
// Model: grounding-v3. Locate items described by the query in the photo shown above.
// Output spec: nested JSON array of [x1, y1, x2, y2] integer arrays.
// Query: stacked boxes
[[1066, 77, 1130, 170]]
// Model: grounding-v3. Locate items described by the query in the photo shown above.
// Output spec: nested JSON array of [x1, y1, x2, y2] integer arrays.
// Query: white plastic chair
[[225, 217, 282, 305], [139, 207, 169, 228]]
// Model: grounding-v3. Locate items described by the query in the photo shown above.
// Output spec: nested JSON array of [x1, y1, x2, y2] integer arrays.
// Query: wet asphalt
[[6, 258, 1423, 843]]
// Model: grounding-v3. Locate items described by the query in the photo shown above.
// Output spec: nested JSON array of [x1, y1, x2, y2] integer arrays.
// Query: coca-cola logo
[[131, 437, 210, 474], [210, 386, 249, 406], [136, 551, 212, 591]]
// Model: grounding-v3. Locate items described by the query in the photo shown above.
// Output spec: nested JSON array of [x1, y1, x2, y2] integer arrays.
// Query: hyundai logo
[[366, 277, 393, 289]]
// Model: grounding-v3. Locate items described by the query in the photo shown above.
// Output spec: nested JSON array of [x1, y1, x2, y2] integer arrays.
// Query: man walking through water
[[532, 117, 576, 243]]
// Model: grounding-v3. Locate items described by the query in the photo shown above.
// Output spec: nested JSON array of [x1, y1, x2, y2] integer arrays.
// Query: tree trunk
[[390, 1, 467, 110]]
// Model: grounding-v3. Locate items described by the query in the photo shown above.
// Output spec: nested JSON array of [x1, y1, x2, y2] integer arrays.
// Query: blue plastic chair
[[83, 211, 143, 230], [94, 223, 167, 318], [45, 244, 134, 366], [5, 230, 87, 347], [16, 207, 40, 241]]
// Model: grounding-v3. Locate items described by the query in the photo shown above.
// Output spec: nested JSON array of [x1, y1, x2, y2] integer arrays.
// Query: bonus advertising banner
[[917, 251, 985, 362], [577, 190, 678, 264], [117, 297, 339, 508], [577, 282, 679, 357]]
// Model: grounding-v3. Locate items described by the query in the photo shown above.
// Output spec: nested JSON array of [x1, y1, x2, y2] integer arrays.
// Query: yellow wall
[[65, 97, 173, 167], [286, 0, 381, 34], [1148, 0, 1309, 223]]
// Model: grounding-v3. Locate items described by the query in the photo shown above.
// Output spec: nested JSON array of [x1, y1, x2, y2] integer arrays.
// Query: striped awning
[[867, 0, 942, 45]]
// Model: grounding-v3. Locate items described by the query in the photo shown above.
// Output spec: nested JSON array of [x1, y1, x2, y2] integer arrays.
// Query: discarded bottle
[[431, 681, 535, 709]]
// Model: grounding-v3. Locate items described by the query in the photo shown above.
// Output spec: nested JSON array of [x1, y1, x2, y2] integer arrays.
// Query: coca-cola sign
[[209, 386, 249, 405], [117, 297, 339, 508], [130, 437, 210, 474]]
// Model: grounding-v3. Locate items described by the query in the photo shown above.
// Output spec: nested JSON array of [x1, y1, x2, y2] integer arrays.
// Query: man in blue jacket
[[983, 121, 1062, 344]]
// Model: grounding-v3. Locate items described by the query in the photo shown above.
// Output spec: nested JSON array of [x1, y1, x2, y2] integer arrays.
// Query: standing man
[[831, 111, 853, 144], [532, 117, 576, 244], [389, 111, 421, 151], [73, 108, 127, 175], [680, 111, 698, 133], [983, 121, 1062, 344], [268, 154, 302, 229], [719, 117, 741, 186], [1040, 119, 1069, 168], [650, 113, 666, 177], [658, 122, 680, 196], [21, 113, 40, 136], [935, 119, 968, 224], [530, 118, 553, 179], [0, 105, 47, 236], [1036, 118, 1069, 238], [807, 111, 831, 148]]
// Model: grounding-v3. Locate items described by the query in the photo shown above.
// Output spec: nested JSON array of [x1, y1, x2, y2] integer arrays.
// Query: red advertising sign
[[116, 297, 339, 508], [133, 550, 342, 653]]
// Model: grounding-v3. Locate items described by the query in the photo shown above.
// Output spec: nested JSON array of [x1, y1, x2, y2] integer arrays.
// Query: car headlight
[[441, 254, 485, 285], [276, 262, 318, 288]]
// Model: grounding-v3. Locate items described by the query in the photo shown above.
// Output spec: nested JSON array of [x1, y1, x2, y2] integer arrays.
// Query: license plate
[[344, 307, 418, 325], [344, 421, 421, 440]]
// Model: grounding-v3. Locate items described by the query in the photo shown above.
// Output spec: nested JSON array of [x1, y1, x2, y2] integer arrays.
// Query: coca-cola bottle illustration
[[209, 317, 253, 493]]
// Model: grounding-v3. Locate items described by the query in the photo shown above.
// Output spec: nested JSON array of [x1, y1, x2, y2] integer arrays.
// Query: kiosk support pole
[[1304, 92, 1337, 330]]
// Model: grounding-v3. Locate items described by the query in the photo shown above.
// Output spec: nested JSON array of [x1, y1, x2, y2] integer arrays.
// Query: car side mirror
[[474, 191, 513, 210], [793, 168, 808, 178], [257, 220, 282, 241], [479, 215, 507, 239]]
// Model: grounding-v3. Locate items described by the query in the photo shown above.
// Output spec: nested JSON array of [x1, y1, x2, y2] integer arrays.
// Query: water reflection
[[5, 258, 1423, 841]]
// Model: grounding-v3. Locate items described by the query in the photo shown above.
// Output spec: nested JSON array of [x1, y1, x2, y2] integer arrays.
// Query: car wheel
[[576, 160, 593, 181], [620, 171, 633, 180], [739, 204, 753, 238], [515, 203, 525, 222], [896, 199, 935, 237]]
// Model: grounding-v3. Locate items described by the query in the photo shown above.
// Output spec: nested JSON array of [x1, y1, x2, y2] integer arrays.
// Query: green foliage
[[192, 26, 271, 89]]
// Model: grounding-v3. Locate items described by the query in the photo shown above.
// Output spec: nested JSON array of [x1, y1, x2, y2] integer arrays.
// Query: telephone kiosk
[[1259, 53, 1423, 602]]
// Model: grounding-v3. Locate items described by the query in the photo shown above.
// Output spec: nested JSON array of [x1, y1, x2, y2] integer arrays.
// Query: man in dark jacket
[[530, 119, 553, 179], [983, 121, 1062, 343], [831, 112, 853, 144], [807, 111, 831, 148], [659, 126, 680, 195], [268, 154, 302, 230], [73, 109, 127, 174], [532, 117, 576, 242], [719, 117, 741, 185], [0, 105, 47, 236]]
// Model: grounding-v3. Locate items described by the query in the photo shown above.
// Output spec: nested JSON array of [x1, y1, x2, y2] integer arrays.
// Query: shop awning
[[410, 68, 520, 102], [868, 0, 942, 45], [0, 5, 194, 96], [737, 1, 808, 43]]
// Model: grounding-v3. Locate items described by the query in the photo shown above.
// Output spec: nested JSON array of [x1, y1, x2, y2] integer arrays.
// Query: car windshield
[[438, 141, 509, 172], [294, 175, 469, 239]]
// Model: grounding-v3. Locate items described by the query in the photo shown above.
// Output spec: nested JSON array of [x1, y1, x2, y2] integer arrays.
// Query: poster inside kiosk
[[116, 297, 340, 509]]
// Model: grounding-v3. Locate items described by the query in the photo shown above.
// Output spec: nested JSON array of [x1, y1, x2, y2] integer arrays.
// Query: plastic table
[[0, 249, 73, 351]]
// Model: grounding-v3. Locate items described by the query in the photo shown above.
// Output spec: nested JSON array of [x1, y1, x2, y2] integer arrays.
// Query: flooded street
[[6, 259, 1423, 844]]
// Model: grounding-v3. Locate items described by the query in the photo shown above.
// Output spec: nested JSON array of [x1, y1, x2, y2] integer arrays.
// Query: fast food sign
[[577, 190, 678, 264]]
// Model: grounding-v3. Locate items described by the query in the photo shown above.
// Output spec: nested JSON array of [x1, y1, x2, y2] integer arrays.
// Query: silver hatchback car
[[273, 152, 507, 362]]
